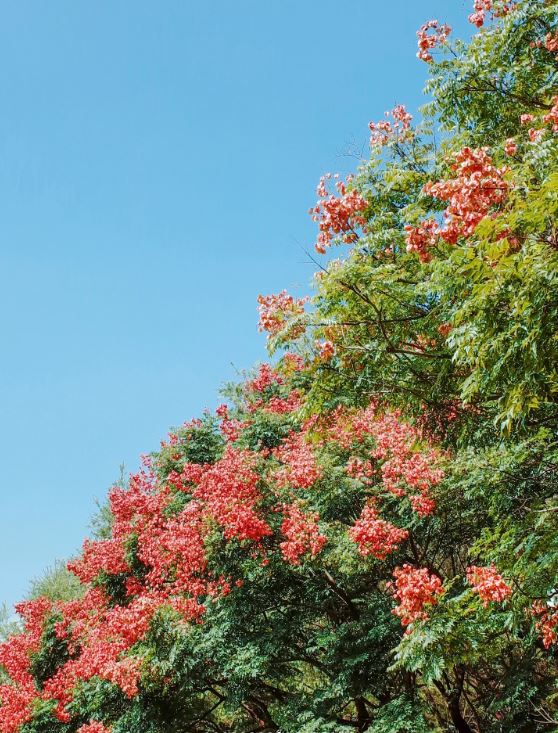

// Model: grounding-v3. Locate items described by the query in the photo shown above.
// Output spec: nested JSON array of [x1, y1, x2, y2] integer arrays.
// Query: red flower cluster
[[352, 404, 443, 515], [280, 503, 327, 565], [194, 447, 272, 541], [409, 493, 437, 517], [466, 565, 511, 607], [35, 595, 154, 721], [0, 599, 52, 732], [215, 404, 248, 443], [388, 565, 444, 626], [346, 456, 375, 482], [416, 20, 451, 63], [67, 538, 129, 584], [4, 436, 276, 729], [0, 686, 35, 733], [264, 390, 302, 415], [109, 473, 208, 595], [532, 600, 558, 648], [310, 174, 367, 254], [0, 380, 447, 732], [77, 723, 111, 733], [42, 641, 145, 718], [247, 363, 283, 393], [25, 473, 216, 721], [350, 503, 408, 560], [257, 291, 307, 338], [220, 416, 245, 442], [519, 108, 548, 143]]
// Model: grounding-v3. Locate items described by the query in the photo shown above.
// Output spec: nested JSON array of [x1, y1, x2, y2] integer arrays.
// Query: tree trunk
[[448, 694, 474, 733]]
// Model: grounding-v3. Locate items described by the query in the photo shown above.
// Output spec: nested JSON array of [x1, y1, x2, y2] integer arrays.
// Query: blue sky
[[0, 1, 469, 609]]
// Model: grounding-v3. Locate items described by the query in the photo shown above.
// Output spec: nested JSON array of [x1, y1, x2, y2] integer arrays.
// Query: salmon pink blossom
[[77, 723, 112, 733], [257, 291, 307, 338], [388, 565, 444, 626], [416, 20, 451, 62], [466, 565, 511, 606], [350, 504, 409, 560], [280, 503, 327, 565], [310, 174, 367, 253], [532, 601, 558, 648]]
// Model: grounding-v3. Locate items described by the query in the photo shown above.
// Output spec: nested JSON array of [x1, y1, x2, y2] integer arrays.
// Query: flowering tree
[[2, 1, 558, 731]]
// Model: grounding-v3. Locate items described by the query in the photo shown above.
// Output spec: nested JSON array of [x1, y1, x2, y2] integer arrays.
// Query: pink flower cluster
[[349, 503, 408, 560], [545, 33, 558, 53], [247, 363, 283, 393], [329, 404, 443, 518], [193, 447, 273, 541], [273, 431, 322, 490], [316, 340, 335, 361], [532, 600, 558, 648], [388, 565, 444, 626], [369, 105, 413, 147], [310, 174, 367, 254], [543, 97, 558, 133], [280, 503, 327, 565], [425, 147, 509, 243], [406, 147, 509, 259], [466, 565, 511, 607], [77, 723, 111, 733], [257, 291, 307, 338], [416, 20, 451, 63], [264, 390, 302, 415], [404, 219, 438, 262], [468, 0, 513, 27]]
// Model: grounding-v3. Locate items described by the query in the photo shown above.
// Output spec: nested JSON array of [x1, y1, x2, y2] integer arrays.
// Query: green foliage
[[369, 697, 437, 733], [238, 410, 296, 451], [27, 561, 83, 603], [0, 605, 20, 642], [30, 615, 70, 690]]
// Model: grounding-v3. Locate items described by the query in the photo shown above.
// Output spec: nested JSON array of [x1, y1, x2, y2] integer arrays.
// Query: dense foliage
[[2, 1, 558, 731]]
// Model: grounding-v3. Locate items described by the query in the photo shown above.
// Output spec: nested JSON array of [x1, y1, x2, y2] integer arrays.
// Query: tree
[[1, 1, 558, 731]]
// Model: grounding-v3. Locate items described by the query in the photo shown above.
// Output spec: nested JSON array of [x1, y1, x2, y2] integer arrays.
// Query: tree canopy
[[2, 1, 558, 731]]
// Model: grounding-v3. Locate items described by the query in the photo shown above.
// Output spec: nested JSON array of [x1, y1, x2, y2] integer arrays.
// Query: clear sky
[[0, 1, 469, 609]]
